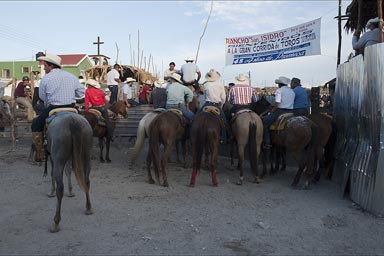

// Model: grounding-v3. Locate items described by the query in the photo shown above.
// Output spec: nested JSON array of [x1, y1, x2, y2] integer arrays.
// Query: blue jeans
[[293, 107, 309, 116], [166, 104, 194, 122], [263, 108, 291, 145], [108, 85, 118, 104]]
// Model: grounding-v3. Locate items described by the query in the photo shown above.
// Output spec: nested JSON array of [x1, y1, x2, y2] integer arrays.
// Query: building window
[[22, 67, 29, 73], [2, 69, 10, 78]]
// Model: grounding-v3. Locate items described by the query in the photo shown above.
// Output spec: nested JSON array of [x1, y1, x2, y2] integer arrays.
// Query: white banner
[[225, 18, 321, 65]]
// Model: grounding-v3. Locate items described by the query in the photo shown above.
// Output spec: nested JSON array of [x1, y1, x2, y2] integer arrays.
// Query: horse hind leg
[[50, 165, 65, 233], [211, 142, 218, 187], [98, 138, 105, 162], [105, 139, 111, 163], [65, 161, 75, 197], [236, 145, 245, 185], [146, 150, 155, 184]]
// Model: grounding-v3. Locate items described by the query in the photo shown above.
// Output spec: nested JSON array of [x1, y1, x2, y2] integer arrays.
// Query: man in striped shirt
[[228, 73, 260, 119], [31, 53, 85, 162]]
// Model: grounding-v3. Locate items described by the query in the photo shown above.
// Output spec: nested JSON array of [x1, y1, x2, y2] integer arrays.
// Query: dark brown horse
[[81, 101, 127, 162], [45, 112, 93, 232], [189, 107, 222, 187], [252, 97, 318, 188], [147, 110, 188, 186]]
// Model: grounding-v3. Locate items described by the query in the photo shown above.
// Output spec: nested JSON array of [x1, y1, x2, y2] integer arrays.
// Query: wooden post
[[355, 0, 363, 56], [337, 0, 342, 65], [137, 30, 140, 70], [378, 0, 383, 42], [10, 78, 16, 149]]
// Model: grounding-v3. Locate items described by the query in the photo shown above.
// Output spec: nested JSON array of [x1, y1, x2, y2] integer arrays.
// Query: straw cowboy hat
[[185, 57, 195, 62], [205, 69, 221, 82], [125, 77, 136, 83], [235, 73, 249, 85], [169, 73, 183, 83], [37, 53, 62, 68], [85, 79, 101, 89], [144, 79, 153, 85], [154, 78, 167, 88], [275, 76, 291, 85], [366, 17, 379, 28]]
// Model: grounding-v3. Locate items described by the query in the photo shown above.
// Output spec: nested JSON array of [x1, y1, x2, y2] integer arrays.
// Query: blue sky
[[0, 1, 353, 87]]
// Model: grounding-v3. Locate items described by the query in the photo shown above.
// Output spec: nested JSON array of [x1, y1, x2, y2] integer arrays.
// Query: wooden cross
[[93, 36, 104, 56]]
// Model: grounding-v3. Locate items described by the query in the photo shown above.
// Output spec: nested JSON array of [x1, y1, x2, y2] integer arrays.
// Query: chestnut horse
[[146, 110, 189, 186], [189, 107, 222, 187], [81, 101, 127, 162], [44, 112, 93, 232]]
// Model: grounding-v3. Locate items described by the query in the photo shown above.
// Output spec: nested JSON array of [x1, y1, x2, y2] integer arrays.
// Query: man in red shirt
[[15, 76, 34, 122], [84, 79, 113, 141], [138, 80, 152, 104]]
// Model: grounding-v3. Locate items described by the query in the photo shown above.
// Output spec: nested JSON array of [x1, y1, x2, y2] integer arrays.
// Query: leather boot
[[32, 132, 45, 162]]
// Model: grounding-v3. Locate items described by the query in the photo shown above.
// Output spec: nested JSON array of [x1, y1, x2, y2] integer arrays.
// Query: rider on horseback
[[165, 73, 194, 123], [31, 53, 85, 162], [198, 69, 229, 144], [262, 76, 295, 149], [84, 79, 113, 142], [291, 77, 309, 116]]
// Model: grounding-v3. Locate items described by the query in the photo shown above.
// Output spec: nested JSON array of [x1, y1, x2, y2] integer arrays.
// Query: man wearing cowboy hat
[[199, 69, 229, 144], [121, 77, 138, 107], [151, 78, 168, 109], [138, 80, 152, 105], [84, 79, 113, 141], [262, 76, 295, 149], [14, 76, 35, 123], [228, 73, 260, 119], [353, 17, 381, 53], [180, 57, 201, 92], [166, 73, 194, 122], [31, 53, 85, 162]]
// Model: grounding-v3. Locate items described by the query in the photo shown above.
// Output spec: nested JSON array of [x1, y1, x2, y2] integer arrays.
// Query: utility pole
[[93, 36, 104, 56]]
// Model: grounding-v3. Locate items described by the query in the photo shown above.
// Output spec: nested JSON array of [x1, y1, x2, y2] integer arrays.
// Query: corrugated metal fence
[[334, 43, 384, 215]]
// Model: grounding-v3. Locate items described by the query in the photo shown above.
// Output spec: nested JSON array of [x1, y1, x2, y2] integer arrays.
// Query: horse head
[[252, 96, 272, 116], [109, 100, 127, 118]]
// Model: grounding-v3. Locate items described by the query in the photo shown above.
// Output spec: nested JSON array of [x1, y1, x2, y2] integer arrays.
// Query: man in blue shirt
[[291, 77, 309, 116]]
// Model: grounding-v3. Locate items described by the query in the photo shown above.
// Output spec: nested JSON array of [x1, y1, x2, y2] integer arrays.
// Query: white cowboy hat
[[205, 69, 221, 82], [275, 76, 291, 85], [366, 17, 379, 28], [79, 79, 85, 84], [37, 53, 62, 68], [154, 78, 167, 88], [185, 57, 194, 62], [169, 73, 183, 83], [85, 79, 101, 88], [235, 73, 249, 85], [105, 88, 110, 92], [125, 77, 136, 83]]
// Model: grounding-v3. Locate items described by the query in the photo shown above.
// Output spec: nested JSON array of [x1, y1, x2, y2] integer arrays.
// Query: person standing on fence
[[352, 17, 381, 53], [31, 53, 85, 162], [164, 61, 180, 81], [290, 77, 309, 116], [107, 64, 121, 104], [180, 57, 201, 93], [14, 76, 35, 123]]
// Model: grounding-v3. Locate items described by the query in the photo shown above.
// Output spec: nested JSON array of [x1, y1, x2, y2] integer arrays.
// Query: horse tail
[[131, 118, 146, 163], [71, 117, 90, 193], [248, 122, 258, 172], [193, 118, 206, 172], [149, 121, 161, 182], [306, 122, 318, 173]]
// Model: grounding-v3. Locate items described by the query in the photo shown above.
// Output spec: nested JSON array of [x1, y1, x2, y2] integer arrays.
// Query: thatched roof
[[344, 0, 383, 33]]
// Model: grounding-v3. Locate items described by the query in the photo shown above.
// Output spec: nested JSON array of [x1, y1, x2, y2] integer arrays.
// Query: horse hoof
[[236, 181, 243, 185], [50, 223, 60, 233], [47, 192, 55, 197], [162, 181, 169, 187], [67, 192, 75, 198], [85, 208, 93, 215], [189, 183, 195, 188], [280, 166, 286, 171], [213, 183, 218, 187], [253, 177, 260, 184], [148, 179, 155, 184], [106, 159, 111, 163], [100, 159, 105, 163]]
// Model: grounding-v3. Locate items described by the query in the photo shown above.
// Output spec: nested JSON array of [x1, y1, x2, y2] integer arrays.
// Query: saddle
[[167, 109, 188, 126], [87, 109, 106, 127], [269, 113, 310, 131], [46, 108, 78, 127], [202, 106, 220, 116], [230, 109, 253, 124]]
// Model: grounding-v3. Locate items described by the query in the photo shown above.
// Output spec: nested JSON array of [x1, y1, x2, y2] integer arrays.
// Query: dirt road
[[0, 137, 383, 255]]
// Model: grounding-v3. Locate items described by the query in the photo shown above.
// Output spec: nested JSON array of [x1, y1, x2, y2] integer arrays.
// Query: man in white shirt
[[262, 76, 295, 149], [107, 64, 121, 104], [180, 57, 201, 92], [164, 62, 180, 81], [120, 77, 138, 107]]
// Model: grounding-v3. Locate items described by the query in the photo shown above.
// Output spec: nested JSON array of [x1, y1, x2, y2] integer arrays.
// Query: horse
[[81, 100, 127, 162], [229, 109, 264, 185], [0, 99, 11, 126], [252, 97, 318, 189], [44, 111, 93, 233], [189, 107, 222, 187], [147, 110, 189, 186]]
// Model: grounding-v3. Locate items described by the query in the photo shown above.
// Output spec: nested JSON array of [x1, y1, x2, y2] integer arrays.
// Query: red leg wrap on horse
[[190, 169, 197, 185], [212, 170, 218, 186]]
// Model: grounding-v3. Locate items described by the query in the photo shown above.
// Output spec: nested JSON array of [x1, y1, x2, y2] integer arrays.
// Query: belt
[[167, 103, 182, 107], [94, 104, 105, 108], [206, 101, 220, 106]]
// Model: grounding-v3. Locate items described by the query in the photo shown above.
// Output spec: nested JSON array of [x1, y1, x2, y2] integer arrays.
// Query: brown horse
[[147, 110, 188, 186], [189, 107, 222, 187], [45, 112, 93, 232], [229, 110, 264, 185], [252, 97, 318, 188], [81, 101, 127, 162]]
